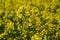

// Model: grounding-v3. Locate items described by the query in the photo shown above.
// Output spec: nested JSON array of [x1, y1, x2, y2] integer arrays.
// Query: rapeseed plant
[[0, 0, 60, 40]]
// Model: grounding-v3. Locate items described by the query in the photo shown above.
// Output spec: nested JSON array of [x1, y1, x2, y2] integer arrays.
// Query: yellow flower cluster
[[0, 0, 60, 40]]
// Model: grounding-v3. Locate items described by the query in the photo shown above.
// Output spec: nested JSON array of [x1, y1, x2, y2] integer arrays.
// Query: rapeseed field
[[0, 0, 60, 40]]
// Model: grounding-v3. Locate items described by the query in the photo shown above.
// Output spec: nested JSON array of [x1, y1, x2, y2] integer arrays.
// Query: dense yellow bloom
[[0, 0, 60, 40]]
